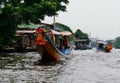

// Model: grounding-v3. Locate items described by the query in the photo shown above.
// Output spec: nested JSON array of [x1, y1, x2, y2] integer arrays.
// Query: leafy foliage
[[114, 37, 120, 48], [0, 0, 69, 47], [74, 29, 89, 44], [0, 5, 19, 47]]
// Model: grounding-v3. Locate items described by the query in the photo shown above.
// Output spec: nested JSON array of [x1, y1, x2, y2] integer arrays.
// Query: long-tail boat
[[96, 40, 113, 52], [36, 25, 74, 61]]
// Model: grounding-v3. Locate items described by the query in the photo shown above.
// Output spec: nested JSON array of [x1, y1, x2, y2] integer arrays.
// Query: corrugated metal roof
[[18, 23, 37, 29]]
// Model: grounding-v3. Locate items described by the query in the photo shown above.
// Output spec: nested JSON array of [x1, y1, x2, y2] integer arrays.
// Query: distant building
[[74, 39, 88, 50]]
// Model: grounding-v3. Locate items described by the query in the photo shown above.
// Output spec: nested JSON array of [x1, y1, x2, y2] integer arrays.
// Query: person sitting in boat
[[61, 46, 65, 54], [97, 43, 105, 51], [63, 36, 69, 49], [58, 38, 63, 51]]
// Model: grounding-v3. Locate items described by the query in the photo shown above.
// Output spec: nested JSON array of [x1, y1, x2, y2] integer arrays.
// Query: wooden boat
[[36, 26, 74, 61], [96, 41, 112, 52]]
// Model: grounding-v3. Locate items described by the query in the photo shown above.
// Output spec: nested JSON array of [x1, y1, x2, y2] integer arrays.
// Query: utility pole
[[53, 16, 55, 27]]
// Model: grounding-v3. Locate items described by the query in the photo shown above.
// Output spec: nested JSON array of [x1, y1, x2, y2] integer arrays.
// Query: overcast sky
[[42, 0, 120, 40]]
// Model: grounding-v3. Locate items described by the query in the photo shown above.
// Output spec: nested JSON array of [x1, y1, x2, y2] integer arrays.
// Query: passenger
[[61, 46, 65, 54], [63, 36, 69, 49], [59, 38, 63, 51], [97, 43, 104, 50]]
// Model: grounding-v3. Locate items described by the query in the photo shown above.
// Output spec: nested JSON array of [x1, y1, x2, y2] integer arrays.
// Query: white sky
[[42, 0, 120, 40]]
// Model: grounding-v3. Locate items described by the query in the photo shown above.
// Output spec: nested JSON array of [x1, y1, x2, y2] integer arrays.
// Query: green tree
[[115, 37, 120, 48], [0, 0, 69, 48], [0, 5, 19, 47], [74, 29, 89, 44]]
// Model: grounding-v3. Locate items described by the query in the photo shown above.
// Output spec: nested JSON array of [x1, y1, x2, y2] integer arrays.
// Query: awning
[[97, 41, 107, 44], [61, 31, 72, 36], [16, 30, 36, 34], [74, 39, 87, 42], [51, 29, 61, 35], [51, 29, 72, 36]]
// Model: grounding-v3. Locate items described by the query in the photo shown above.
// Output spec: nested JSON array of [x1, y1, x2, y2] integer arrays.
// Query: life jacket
[[36, 28, 46, 46]]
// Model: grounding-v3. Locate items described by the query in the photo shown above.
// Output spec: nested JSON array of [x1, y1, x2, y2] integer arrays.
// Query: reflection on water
[[0, 49, 120, 83]]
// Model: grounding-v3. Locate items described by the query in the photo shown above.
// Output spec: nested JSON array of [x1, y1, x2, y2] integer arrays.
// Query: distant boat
[[36, 25, 74, 61], [96, 40, 113, 52]]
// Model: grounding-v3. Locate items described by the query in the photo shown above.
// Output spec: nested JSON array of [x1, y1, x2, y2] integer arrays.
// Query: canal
[[0, 48, 120, 83]]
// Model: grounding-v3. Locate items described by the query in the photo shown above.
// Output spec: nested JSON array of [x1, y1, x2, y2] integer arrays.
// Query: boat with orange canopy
[[96, 40, 113, 52]]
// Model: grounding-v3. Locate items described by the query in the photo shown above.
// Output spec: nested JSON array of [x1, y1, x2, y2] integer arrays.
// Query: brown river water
[[0, 48, 120, 83]]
